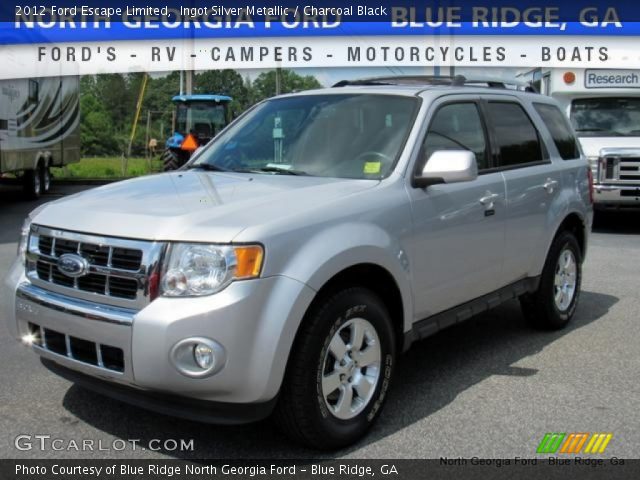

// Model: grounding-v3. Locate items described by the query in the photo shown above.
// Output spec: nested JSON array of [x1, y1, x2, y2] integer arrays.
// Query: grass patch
[[51, 157, 164, 179]]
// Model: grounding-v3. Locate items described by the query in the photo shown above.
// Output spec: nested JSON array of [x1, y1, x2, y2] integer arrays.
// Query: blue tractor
[[162, 94, 232, 171]]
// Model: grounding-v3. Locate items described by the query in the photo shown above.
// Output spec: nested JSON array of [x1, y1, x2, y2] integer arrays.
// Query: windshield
[[192, 94, 419, 179], [176, 102, 227, 139], [570, 97, 640, 137]]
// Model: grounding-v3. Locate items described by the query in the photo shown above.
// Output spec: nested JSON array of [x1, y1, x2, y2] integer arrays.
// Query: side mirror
[[412, 150, 478, 188]]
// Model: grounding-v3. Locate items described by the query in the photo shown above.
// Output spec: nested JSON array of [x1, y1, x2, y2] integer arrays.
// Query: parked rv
[[520, 68, 640, 209], [0, 77, 80, 198]]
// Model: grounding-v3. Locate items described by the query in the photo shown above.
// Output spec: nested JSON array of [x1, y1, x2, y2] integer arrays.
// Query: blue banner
[[1, 1, 639, 45]]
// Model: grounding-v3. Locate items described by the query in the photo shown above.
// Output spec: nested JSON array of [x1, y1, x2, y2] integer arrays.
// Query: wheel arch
[[29, 152, 46, 171], [303, 263, 406, 354], [553, 212, 587, 260], [530, 210, 589, 280]]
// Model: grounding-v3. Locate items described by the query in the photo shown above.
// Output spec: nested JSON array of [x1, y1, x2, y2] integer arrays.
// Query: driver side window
[[422, 103, 488, 170]]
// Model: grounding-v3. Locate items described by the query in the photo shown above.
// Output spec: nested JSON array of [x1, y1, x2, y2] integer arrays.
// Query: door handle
[[543, 179, 559, 193], [479, 193, 500, 206]]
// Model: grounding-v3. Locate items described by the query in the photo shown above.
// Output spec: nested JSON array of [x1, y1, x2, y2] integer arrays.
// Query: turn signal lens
[[234, 245, 264, 279]]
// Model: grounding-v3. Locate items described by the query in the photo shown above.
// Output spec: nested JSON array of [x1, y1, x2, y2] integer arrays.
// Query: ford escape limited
[[3, 76, 593, 449]]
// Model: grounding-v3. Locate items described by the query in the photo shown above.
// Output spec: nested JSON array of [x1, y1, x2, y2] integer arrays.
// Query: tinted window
[[422, 103, 488, 170], [534, 103, 580, 160], [487, 102, 543, 167]]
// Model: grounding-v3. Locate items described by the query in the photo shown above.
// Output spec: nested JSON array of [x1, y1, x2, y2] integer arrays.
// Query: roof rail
[[332, 75, 539, 93]]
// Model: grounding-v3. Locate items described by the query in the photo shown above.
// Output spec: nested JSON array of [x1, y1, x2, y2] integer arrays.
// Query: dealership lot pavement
[[1, 182, 639, 459]]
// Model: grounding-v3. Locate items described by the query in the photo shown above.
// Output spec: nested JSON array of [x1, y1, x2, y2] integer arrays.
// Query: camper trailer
[[520, 68, 640, 209], [0, 76, 80, 198]]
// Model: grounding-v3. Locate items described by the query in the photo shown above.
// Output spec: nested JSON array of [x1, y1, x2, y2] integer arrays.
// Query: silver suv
[[3, 76, 593, 449]]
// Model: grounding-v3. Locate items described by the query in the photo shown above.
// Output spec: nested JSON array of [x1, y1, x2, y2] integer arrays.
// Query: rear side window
[[534, 103, 581, 160], [422, 102, 488, 170], [486, 102, 543, 167]]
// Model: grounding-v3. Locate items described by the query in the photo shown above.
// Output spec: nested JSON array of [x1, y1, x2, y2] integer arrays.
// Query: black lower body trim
[[404, 276, 540, 349], [41, 359, 277, 425]]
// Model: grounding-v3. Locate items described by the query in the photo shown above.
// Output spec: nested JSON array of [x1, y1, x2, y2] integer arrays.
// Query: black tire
[[520, 231, 582, 330], [22, 165, 43, 199], [162, 149, 181, 171], [274, 287, 396, 450], [40, 165, 51, 193]]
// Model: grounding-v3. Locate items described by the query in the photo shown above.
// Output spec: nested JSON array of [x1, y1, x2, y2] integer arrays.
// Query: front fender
[[270, 222, 414, 335]]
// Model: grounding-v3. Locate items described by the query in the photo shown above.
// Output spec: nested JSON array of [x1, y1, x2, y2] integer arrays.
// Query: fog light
[[169, 337, 226, 378], [194, 343, 214, 369]]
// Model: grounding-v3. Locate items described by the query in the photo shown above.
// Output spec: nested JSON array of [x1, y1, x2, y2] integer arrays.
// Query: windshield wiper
[[185, 163, 230, 172], [237, 166, 309, 176]]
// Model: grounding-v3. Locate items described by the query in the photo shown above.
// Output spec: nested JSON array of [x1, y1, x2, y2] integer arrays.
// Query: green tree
[[142, 71, 180, 141], [252, 69, 322, 101], [195, 69, 253, 116], [77, 69, 323, 156], [93, 74, 130, 135], [80, 91, 117, 156]]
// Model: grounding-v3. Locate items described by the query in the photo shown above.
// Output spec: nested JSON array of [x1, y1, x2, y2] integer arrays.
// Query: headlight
[[17, 217, 32, 265], [161, 243, 264, 297]]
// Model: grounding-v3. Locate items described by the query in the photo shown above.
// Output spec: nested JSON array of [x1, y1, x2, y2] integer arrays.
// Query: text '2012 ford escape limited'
[[3, 76, 593, 449]]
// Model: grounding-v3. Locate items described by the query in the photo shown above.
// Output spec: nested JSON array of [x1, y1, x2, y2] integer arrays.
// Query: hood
[[578, 136, 640, 157], [33, 172, 377, 243]]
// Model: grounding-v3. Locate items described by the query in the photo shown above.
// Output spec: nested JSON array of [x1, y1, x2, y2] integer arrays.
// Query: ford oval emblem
[[57, 254, 89, 278]]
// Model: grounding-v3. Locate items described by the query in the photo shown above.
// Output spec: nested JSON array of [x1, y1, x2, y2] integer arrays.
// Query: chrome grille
[[619, 158, 640, 181], [599, 149, 640, 184], [26, 225, 165, 309]]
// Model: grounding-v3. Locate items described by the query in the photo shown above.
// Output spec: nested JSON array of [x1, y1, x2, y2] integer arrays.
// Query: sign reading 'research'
[[585, 69, 640, 88]]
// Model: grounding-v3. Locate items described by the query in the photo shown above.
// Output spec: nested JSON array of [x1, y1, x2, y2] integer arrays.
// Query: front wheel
[[274, 287, 396, 450], [520, 231, 582, 330]]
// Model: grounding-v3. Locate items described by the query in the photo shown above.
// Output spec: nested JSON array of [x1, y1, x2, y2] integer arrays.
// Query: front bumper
[[5, 260, 316, 412], [594, 184, 640, 207], [42, 359, 278, 424]]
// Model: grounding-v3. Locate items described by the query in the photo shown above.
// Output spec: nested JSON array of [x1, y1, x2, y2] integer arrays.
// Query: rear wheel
[[520, 231, 582, 330], [22, 164, 43, 199], [274, 287, 396, 450], [162, 148, 182, 171]]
